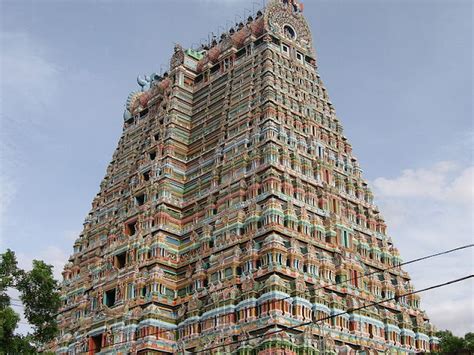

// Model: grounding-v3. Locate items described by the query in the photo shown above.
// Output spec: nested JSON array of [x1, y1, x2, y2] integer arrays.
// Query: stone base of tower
[[53, 318, 438, 354]]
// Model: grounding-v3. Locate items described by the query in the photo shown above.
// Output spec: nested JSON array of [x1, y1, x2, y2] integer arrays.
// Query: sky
[[1, 0, 472, 336]]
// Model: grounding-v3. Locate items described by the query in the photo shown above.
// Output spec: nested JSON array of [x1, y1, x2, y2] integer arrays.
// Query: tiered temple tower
[[54, 1, 439, 354]]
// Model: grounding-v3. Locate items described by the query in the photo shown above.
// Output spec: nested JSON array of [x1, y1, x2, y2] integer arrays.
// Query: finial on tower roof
[[281, 0, 304, 13]]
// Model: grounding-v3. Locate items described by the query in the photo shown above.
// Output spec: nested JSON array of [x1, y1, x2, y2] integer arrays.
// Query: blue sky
[[1, 0, 472, 335]]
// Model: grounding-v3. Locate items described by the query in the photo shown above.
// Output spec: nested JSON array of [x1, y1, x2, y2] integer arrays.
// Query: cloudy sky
[[1, 0, 472, 336]]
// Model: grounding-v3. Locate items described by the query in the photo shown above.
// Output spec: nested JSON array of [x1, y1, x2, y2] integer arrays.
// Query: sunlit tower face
[[54, 1, 438, 354]]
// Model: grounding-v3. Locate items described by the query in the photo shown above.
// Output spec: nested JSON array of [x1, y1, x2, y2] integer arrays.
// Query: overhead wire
[[195, 274, 473, 354], [81, 244, 472, 353]]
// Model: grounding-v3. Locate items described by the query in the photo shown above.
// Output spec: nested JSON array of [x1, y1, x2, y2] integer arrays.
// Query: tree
[[0, 305, 20, 351], [0, 249, 29, 353], [0, 249, 60, 354], [436, 330, 473, 354], [17, 260, 61, 347], [463, 332, 474, 352], [0, 249, 19, 307]]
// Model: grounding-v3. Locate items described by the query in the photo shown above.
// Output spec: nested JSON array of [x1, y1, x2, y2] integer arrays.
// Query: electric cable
[[195, 274, 473, 354], [87, 243, 473, 342], [81, 244, 472, 353]]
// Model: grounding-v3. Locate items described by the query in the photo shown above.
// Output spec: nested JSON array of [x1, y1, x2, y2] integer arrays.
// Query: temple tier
[[53, 1, 439, 354]]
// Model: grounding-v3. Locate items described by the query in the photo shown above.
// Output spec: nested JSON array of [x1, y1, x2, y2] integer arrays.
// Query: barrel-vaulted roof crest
[[265, 0, 313, 52]]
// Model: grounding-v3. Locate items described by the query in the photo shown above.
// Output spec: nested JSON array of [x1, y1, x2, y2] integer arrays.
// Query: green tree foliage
[[17, 260, 60, 344], [17, 260, 61, 347], [0, 249, 60, 354], [0, 249, 26, 353], [0, 306, 20, 351], [436, 330, 474, 354], [465, 333, 474, 351], [0, 250, 18, 307]]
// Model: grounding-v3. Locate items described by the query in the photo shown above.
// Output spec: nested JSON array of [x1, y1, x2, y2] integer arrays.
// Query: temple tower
[[54, 1, 438, 354]]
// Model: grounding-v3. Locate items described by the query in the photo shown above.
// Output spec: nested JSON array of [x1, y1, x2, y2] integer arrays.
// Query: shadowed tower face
[[55, 1, 439, 354]]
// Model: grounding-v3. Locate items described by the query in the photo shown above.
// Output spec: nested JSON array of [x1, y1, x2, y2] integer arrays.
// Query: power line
[[300, 243, 473, 298], [196, 274, 474, 354], [86, 274, 473, 353], [83, 243, 474, 346], [49, 243, 473, 323], [79, 244, 472, 353]]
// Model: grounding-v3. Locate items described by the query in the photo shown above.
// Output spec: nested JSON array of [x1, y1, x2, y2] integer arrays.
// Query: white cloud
[[0, 32, 61, 114], [0, 32, 63, 247], [17, 245, 69, 281], [446, 166, 474, 203], [422, 289, 474, 335], [372, 161, 474, 336], [373, 161, 472, 201], [0, 174, 16, 247]]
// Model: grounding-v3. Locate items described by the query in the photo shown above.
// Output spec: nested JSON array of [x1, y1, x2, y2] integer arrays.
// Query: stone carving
[[54, 1, 437, 353], [265, 0, 312, 51], [170, 44, 185, 69]]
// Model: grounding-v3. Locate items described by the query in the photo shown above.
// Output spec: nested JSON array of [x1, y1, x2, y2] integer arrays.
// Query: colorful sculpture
[[54, 1, 439, 354]]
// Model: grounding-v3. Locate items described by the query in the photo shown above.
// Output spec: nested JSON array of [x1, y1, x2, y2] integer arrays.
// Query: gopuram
[[54, 1, 439, 353]]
